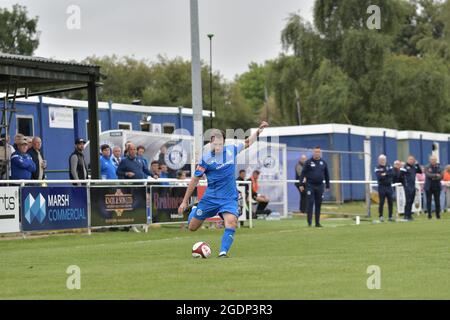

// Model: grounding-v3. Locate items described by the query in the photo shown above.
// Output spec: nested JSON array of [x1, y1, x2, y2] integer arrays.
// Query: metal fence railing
[[0, 178, 254, 237]]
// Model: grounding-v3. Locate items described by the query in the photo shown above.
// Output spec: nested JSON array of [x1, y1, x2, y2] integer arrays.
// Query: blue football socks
[[220, 228, 236, 254]]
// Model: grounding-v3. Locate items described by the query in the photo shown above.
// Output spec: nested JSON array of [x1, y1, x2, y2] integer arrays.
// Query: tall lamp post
[[207, 33, 214, 129], [190, 0, 203, 166]]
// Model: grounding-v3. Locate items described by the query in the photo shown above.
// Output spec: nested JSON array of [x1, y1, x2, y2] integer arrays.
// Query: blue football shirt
[[194, 143, 245, 200]]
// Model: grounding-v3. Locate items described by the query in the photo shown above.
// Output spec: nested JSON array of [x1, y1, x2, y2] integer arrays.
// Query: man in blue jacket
[[100, 144, 118, 179], [375, 155, 394, 222], [400, 155, 422, 221], [117, 143, 152, 179], [137, 145, 150, 178], [299, 146, 330, 228], [10, 138, 36, 180]]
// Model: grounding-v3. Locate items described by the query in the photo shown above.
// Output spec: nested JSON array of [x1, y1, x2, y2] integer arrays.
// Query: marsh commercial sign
[[20, 187, 88, 231]]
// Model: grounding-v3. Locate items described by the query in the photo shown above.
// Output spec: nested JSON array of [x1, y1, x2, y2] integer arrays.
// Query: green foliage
[[58, 0, 450, 133], [0, 4, 39, 55], [217, 83, 257, 131], [67, 55, 256, 130], [266, 55, 304, 125], [235, 62, 268, 113], [251, 0, 450, 133], [31, 0, 449, 133], [372, 54, 450, 132], [308, 59, 357, 124], [82, 55, 154, 103], [281, 14, 323, 77]]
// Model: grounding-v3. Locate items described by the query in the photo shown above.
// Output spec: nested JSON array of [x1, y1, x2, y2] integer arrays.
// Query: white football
[[192, 242, 211, 259]]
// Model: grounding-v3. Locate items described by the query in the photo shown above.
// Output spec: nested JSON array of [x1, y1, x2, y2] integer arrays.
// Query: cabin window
[[16, 116, 34, 137], [163, 123, 175, 134], [118, 122, 132, 131]]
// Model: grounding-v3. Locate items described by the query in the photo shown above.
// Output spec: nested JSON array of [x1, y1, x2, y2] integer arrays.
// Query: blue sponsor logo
[[24, 193, 46, 224], [21, 187, 88, 231]]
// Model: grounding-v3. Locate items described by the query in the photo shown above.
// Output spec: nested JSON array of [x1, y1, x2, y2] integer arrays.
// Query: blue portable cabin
[[257, 124, 399, 209], [1, 95, 213, 180], [397, 131, 450, 167]]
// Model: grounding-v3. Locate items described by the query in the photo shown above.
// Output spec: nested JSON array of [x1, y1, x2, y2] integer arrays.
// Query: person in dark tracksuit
[[400, 156, 422, 221], [299, 147, 330, 228], [392, 160, 404, 185], [295, 155, 308, 213], [374, 155, 394, 222], [424, 155, 442, 219]]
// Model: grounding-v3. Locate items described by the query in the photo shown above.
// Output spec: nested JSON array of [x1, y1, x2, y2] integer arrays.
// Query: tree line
[[1, 1, 449, 132]]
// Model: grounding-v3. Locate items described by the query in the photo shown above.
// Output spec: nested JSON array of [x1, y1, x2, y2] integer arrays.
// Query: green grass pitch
[[1, 214, 449, 299]]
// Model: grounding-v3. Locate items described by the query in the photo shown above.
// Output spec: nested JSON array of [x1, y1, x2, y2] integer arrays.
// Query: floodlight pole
[[190, 0, 204, 165], [87, 79, 100, 179], [207, 34, 214, 129]]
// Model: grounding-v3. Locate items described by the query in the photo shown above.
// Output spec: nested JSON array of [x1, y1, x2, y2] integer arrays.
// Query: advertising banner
[[0, 187, 20, 233], [150, 185, 197, 223], [412, 184, 422, 213], [48, 107, 74, 129], [21, 187, 88, 232], [90, 186, 147, 227], [395, 185, 405, 214], [395, 184, 422, 214]]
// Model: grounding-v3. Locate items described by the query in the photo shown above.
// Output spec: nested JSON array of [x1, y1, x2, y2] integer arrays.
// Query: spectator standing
[[424, 155, 442, 219], [100, 144, 118, 180], [28, 137, 46, 180], [137, 146, 149, 172], [443, 165, 450, 212], [26, 137, 32, 151], [295, 155, 308, 213], [237, 169, 249, 200], [123, 141, 132, 157], [400, 156, 422, 221], [158, 144, 168, 165], [0, 134, 14, 180], [150, 160, 160, 179], [159, 163, 169, 179], [117, 143, 151, 179], [69, 138, 88, 184], [299, 146, 330, 228], [111, 146, 122, 168], [416, 166, 426, 213], [10, 138, 36, 180], [393, 160, 404, 185], [374, 155, 394, 222], [12, 133, 24, 151]]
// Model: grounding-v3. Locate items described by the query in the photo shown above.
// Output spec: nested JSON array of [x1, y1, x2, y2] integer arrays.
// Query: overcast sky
[[3, 0, 315, 80]]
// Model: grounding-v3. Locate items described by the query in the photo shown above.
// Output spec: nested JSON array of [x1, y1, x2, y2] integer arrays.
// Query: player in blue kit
[[178, 121, 268, 258]]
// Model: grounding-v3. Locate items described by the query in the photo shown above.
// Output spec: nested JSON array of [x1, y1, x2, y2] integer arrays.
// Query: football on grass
[[192, 242, 211, 259]]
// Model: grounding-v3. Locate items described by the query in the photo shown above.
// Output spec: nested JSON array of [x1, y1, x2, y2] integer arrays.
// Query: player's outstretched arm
[[178, 175, 201, 215], [244, 121, 269, 150]]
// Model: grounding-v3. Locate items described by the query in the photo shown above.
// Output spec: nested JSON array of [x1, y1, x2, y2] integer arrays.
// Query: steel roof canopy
[[0, 52, 102, 179], [0, 53, 101, 88]]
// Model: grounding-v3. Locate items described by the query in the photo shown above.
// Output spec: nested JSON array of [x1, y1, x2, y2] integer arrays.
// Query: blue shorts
[[191, 197, 239, 221]]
